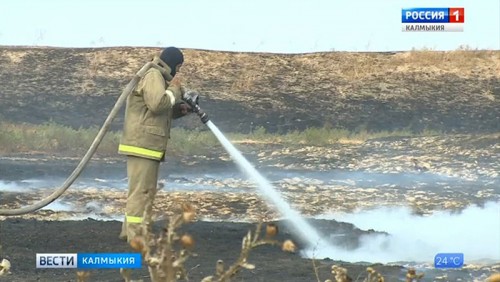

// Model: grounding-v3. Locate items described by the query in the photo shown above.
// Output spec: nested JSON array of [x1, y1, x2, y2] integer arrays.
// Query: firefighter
[[118, 46, 192, 241]]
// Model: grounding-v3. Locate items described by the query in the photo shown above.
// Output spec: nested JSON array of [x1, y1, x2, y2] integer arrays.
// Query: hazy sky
[[1, 0, 499, 53]]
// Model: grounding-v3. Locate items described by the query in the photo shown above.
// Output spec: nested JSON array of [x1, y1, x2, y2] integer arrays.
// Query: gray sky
[[1, 0, 499, 53]]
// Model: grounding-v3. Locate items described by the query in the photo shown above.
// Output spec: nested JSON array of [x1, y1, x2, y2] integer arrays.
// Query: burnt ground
[[0, 216, 402, 282], [2, 217, 496, 282], [0, 138, 499, 282], [0, 218, 377, 282]]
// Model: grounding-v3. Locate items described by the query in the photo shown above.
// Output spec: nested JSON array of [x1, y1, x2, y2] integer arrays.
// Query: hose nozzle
[[183, 91, 210, 124], [191, 103, 209, 124], [197, 110, 209, 124]]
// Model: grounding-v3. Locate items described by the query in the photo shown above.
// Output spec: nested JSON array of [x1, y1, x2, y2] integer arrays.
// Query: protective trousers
[[120, 155, 160, 242]]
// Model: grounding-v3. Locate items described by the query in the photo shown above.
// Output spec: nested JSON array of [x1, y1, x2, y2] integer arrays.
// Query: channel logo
[[36, 253, 142, 269], [402, 8, 464, 32]]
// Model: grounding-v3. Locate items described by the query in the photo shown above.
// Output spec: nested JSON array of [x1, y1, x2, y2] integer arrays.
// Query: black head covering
[[159, 47, 184, 77]]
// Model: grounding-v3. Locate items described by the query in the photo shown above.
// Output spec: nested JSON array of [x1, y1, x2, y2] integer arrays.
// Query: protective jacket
[[118, 62, 183, 161]]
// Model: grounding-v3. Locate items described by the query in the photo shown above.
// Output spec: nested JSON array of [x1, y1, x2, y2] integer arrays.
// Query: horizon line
[[0, 44, 497, 55]]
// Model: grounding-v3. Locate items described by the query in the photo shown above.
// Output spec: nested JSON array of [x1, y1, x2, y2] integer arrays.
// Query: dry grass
[[1, 49, 30, 64], [0, 48, 497, 117], [183, 47, 499, 94], [3, 46, 491, 100], [0, 121, 442, 157], [229, 70, 259, 93], [0, 46, 497, 136], [483, 88, 496, 102], [0, 121, 122, 156]]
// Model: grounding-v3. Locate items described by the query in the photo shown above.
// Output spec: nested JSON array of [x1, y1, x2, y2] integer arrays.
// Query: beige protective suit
[[118, 61, 185, 241]]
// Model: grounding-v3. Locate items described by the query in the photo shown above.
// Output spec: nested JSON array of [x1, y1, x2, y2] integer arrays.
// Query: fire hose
[[0, 58, 209, 216]]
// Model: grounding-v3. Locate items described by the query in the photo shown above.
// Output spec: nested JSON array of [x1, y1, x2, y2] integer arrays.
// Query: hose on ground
[[0, 60, 160, 216]]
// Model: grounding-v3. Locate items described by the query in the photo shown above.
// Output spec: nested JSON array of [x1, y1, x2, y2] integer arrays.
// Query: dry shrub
[[120, 202, 198, 282], [201, 222, 296, 282], [323, 265, 352, 282], [0, 258, 11, 277], [76, 271, 90, 282], [121, 202, 295, 282], [323, 266, 388, 282], [364, 267, 385, 282], [405, 267, 424, 281], [487, 273, 500, 282], [322, 265, 426, 282], [0, 242, 11, 277]]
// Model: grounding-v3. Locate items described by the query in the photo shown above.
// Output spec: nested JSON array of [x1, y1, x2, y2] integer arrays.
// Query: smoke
[[308, 201, 500, 264], [0, 180, 44, 192], [36, 200, 123, 221], [0, 181, 22, 192], [41, 201, 74, 212], [0, 179, 56, 192]]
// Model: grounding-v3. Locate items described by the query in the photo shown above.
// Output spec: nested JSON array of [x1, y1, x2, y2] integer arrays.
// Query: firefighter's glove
[[172, 102, 192, 117]]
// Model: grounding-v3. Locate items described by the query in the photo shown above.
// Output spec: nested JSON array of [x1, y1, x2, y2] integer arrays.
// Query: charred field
[[0, 47, 499, 281]]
